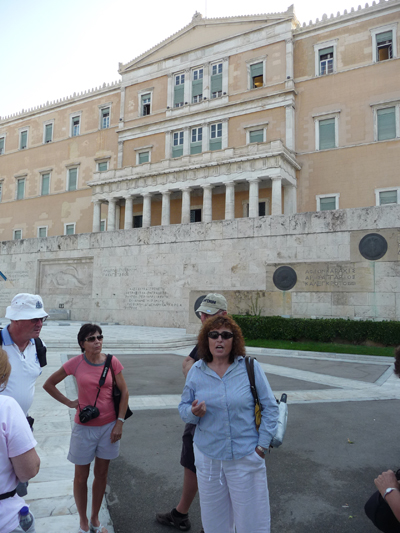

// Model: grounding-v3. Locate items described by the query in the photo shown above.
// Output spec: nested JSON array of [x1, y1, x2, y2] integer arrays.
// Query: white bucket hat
[[5, 293, 48, 321]]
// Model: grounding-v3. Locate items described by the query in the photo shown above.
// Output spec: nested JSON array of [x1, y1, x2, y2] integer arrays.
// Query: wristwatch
[[256, 445, 266, 455], [384, 487, 399, 499]]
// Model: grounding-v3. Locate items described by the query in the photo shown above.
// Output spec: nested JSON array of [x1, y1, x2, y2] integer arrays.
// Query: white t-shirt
[[0, 395, 37, 533], [0, 326, 42, 415]]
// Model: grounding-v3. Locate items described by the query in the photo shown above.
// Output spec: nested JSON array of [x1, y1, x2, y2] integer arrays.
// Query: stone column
[[203, 62, 210, 100], [108, 199, 116, 231], [225, 182, 235, 220], [202, 184, 213, 222], [222, 57, 229, 94], [142, 193, 152, 227], [161, 191, 171, 226], [248, 178, 260, 217], [115, 203, 120, 230], [181, 187, 191, 224], [271, 177, 283, 215], [286, 105, 295, 151], [184, 69, 191, 104], [119, 87, 126, 127], [183, 127, 190, 156], [117, 141, 124, 168], [167, 74, 174, 109], [165, 131, 172, 159], [221, 118, 229, 149], [202, 122, 209, 153], [124, 196, 133, 229], [284, 185, 297, 215], [92, 201, 101, 232], [285, 39, 294, 80]]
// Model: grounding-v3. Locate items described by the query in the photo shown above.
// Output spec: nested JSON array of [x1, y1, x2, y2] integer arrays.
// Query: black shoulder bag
[[365, 469, 400, 533], [105, 354, 132, 420]]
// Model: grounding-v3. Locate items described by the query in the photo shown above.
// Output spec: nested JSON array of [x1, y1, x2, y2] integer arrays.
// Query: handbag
[[365, 470, 400, 533], [245, 356, 288, 448], [105, 354, 133, 420]]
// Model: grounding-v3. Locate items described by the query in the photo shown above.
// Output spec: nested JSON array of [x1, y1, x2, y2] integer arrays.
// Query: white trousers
[[194, 444, 271, 533]]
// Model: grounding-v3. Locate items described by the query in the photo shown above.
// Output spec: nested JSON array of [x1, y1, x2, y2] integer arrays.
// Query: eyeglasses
[[30, 317, 47, 323], [84, 335, 104, 342], [208, 331, 234, 340]]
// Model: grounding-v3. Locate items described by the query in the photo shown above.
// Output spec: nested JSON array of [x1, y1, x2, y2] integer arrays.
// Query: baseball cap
[[5, 293, 48, 321], [196, 293, 227, 315]]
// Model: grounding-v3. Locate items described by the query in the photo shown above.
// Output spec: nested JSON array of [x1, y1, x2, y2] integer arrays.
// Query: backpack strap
[[245, 356, 260, 406]]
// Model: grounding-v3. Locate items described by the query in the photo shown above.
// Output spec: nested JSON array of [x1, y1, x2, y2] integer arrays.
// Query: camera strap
[[92, 354, 113, 408]]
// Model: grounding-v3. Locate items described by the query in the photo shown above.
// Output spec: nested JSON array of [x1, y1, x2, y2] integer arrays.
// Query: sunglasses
[[208, 331, 234, 340], [30, 317, 47, 323], [84, 335, 104, 342]]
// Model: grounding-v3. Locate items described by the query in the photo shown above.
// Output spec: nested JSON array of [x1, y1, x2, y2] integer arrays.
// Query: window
[[0, 183, 2, 202], [172, 131, 184, 158], [190, 209, 201, 223], [317, 194, 339, 211], [64, 223, 75, 235], [38, 227, 47, 238], [249, 129, 264, 143], [133, 215, 143, 228], [138, 151, 149, 164], [141, 94, 151, 116], [174, 74, 185, 108], [318, 118, 336, 150], [210, 123, 222, 151], [41, 173, 50, 196], [250, 62, 263, 89], [44, 123, 53, 143], [371, 25, 397, 62], [100, 219, 106, 231], [190, 127, 203, 155], [101, 107, 110, 129], [246, 202, 266, 217], [13, 229, 22, 240], [192, 68, 203, 103], [376, 188, 399, 205], [97, 161, 108, 172], [71, 116, 80, 136], [67, 168, 78, 191], [377, 107, 396, 140], [319, 47, 334, 75], [0, 136, 4, 155], [210, 62, 223, 98], [16, 178, 25, 200], [19, 130, 28, 150]]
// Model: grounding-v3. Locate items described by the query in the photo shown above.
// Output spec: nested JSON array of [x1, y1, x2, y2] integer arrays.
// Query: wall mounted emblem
[[273, 266, 297, 291], [359, 233, 388, 261]]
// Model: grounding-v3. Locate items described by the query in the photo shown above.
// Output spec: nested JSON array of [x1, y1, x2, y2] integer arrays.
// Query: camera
[[79, 405, 100, 424]]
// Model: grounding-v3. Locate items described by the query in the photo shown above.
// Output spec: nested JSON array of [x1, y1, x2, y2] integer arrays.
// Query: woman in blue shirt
[[179, 315, 279, 533]]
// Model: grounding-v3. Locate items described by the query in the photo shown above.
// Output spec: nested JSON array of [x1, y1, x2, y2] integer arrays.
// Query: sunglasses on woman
[[84, 335, 104, 342], [208, 331, 234, 340]]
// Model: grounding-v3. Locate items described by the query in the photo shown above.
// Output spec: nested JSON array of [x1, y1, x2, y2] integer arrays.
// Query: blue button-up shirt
[[179, 356, 279, 460]]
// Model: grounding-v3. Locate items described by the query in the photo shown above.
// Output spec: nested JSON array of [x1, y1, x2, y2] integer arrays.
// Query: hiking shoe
[[156, 508, 191, 531]]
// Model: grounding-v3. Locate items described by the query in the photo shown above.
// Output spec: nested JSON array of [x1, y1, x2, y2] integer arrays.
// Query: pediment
[[120, 8, 295, 73]]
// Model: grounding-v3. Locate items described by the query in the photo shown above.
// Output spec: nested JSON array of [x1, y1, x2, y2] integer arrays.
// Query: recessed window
[[377, 107, 396, 140], [41, 173, 50, 196], [97, 161, 108, 172], [376, 30, 393, 61], [317, 194, 339, 211], [138, 151, 149, 164], [172, 131, 184, 158], [318, 118, 336, 150], [67, 168, 78, 191], [38, 227, 48, 238], [190, 127, 202, 155], [376, 188, 399, 205], [0, 136, 4, 155], [174, 74, 185, 108], [16, 178, 25, 200], [64, 223, 75, 235], [44, 123, 53, 143], [141, 94, 151, 116], [19, 130, 28, 150], [250, 62, 263, 89], [100, 219, 106, 231], [13, 229, 22, 240], [190, 209, 201, 223], [0, 183, 2, 202], [246, 202, 266, 217], [192, 68, 203, 103], [319, 47, 334, 75], [133, 215, 143, 228], [101, 107, 110, 129], [71, 116, 80, 137], [249, 129, 264, 143], [210, 123, 222, 151]]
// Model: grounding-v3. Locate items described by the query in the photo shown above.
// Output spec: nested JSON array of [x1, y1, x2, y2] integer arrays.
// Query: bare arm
[[111, 371, 129, 443], [43, 367, 78, 409], [10, 448, 40, 483], [182, 355, 195, 378], [375, 471, 400, 522]]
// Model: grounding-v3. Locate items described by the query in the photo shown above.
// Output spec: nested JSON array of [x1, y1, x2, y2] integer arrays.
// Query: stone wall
[[0, 205, 399, 330]]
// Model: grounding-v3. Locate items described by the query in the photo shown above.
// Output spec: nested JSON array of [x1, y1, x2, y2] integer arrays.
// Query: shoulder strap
[[99, 354, 113, 387], [245, 356, 260, 405], [34, 337, 47, 368]]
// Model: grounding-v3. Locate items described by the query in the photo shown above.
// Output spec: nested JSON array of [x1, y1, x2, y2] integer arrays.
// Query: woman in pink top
[[43, 323, 129, 533]]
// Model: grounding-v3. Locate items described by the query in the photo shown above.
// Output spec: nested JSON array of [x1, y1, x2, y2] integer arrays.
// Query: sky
[[0, 0, 361, 118]]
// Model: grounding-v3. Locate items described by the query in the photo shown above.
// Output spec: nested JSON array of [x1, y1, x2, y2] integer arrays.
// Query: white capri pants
[[194, 444, 271, 533]]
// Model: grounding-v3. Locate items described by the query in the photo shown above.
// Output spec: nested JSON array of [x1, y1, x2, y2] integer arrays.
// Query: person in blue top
[[179, 315, 279, 533]]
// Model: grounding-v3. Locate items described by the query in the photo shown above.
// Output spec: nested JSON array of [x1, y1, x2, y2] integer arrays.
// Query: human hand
[[110, 420, 124, 443], [68, 399, 79, 409], [374, 470, 400, 497], [191, 399, 206, 417], [255, 446, 266, 458]]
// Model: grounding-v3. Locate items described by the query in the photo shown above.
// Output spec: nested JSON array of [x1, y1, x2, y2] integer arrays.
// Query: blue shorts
[[67, 421, 120, 465]]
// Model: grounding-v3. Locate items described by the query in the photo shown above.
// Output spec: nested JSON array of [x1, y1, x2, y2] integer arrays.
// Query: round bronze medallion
[[194, 295, 207, 319], [273, 266, 297, 291], [359, 233, 388, 261]]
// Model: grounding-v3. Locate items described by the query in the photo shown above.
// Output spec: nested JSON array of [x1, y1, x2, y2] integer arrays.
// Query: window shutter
[[172, 146, 183, 158], [41, 174, 50, 195], [209, 138, 222, 151], [249, 130, 264, 143], [20, 131, 27, 148], [376, 31, 392, 43], [319, 119, 335, 149], [190, 142, 202, 155], [138, 152, 149, 164], [379, 190, 397, 205], [45, 124, 52, 142], [192, 79, 203, 97], [377, 108, 396, 140], [174, 85, 184, 105], [211, 73, 222, 94], [69, 169, 77, 190], [319, 46, 333, 56], [320, 197, 336, 210], [17, 179, 25, 199], [250, 62, 263, 78], [0, 138, 4, 154]]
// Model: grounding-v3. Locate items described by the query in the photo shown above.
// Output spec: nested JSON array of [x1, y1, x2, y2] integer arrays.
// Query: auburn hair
[[0, 348, 11, 391], [197, 315, 246, 364]]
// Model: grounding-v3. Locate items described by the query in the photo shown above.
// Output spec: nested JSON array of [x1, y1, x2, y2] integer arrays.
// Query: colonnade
[[92, 176, 297, 232]]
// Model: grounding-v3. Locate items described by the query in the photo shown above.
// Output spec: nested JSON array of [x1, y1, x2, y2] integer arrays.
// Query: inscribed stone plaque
[[38, 259, 93, 296], [266, 262, 374, 292], [125, 287, 183, 311]]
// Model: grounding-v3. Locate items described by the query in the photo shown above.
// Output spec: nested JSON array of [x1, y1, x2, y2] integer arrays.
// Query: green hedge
[[231, 315, 400, 347]]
